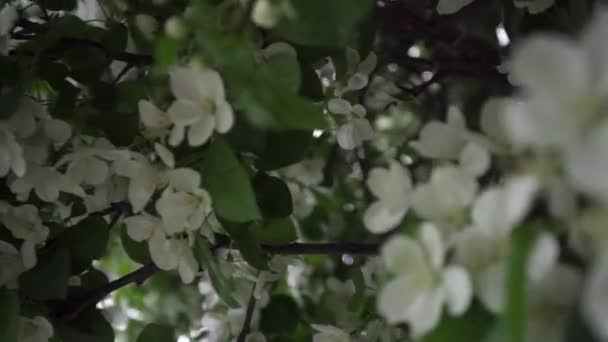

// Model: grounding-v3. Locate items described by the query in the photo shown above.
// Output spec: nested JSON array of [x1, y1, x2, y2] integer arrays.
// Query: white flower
[[155, 186, 212, 234], [287, 182, 316, 218], [564, 121, 608, 203], [168, 66, 234, 146], [312, 324, 351, 342], [56, 137, 126, 187], [281, 158, 324, 186], [479, 97, 512, 146], [18, 316, 54, 342], [412, 166, 478, 233], [454, 176, 560, 313], [328, 98, 374, 150], [82, 176, 128, 213], [513, 0, 555, 14], [21, 117, 72, 165], [364, 161, 412, 234], [459, 142, 491, 177], [584, 256, 608, 340], [377, 224, 472, 337], [138, 100, 172, 140], [411, 106, 469, 160], [340, 48, 377, 95], [135, 14, 158, 41], [0, 98, 40, 177], [251, 0, 295, 29], [9, 164, 74, 202], [151, 234, 199, 283], [200, 312, 231, 342], [364, 75, 402, 112], [503, 11, 608, 149], [0, 128, 26, 177], [0, 240, 27, 289], [124, 214, 199, 283], [117, 147, 204, 213], [436, 0, 476, 15], [0, 4, 17, 55], [2, 204, 49, 268]]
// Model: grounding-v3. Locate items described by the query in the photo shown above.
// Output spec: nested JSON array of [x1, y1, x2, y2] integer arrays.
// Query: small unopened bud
[[165, 17, 187, 39], [135, 14, 158, 41], [251, 0, 281, 28]]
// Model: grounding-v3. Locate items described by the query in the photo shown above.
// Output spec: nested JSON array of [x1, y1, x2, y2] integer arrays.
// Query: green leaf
[[222, 222, 269, 270], [155, 37, 183, 72], [423, 303, 495, 342], [56, 216, 109, 273], [260, 295, 300, 335], [194, 237, 240, 308], [0, 289, 20, 342], [501, 228, 537, 342], [56, 308, 114, 342], [299, 206, 326, 241], [197, 31, 328, 130], [80, 269, 110, 290], [136, 323, 175, 342], [62, 46, 110, 85], [200, 138, 261, 223], [20, 248, 71, 301], [238, 77, 328, 130], [274, 0, 375, 47], [255, 130, 313, 170], [101, 21, 129, 52], [120, 227, 151, 264], [254, 218, 298, 245], [254, 173, 293, 218], [88, 103, 139, 147], [266, 53, 301, 93], [299, 64, 324, 101], [115, 80, 147, 113]]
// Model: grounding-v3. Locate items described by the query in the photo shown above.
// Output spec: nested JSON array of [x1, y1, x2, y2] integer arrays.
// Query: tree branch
[[56, 262, 159, 321], [56, 240, 379, 321], [236, 282, 257, 342], [12, 19, 154, 66], [261, 241, 379, 255]]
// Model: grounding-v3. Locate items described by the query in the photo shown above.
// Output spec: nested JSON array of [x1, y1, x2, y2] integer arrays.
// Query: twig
[[13, 19, 154, 66], [111, 63, 134, 85], [236, 282, 257, 342], [56, 240, 379, 320], [260, 242, 379, 255], [56, 262, 159, 321]]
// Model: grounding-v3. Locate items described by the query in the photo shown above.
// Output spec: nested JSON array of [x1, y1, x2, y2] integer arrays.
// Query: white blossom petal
[[442, 266, 472, 315], [187, 113, 216, 146]]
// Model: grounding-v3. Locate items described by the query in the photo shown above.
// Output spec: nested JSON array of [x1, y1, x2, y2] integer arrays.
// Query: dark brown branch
[[236, 283, 257, 342], [13, 19, 154, 66], [56, 262, 159, 321], [261, 242, 379, 255], [56, 240, 379, 321]]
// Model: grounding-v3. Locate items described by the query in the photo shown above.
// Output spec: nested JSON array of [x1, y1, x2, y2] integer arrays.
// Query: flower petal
[[215, 101, 234, 133], [167, 168, 201, 192], [377, 276, 421, 324], [363, 201, 406, 234], [168, 99, 203, 126], [381, 235, 426, 275], [442, 266, 472, 315], [148, 231, 178, 270], [187, 113, 216, 146]]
